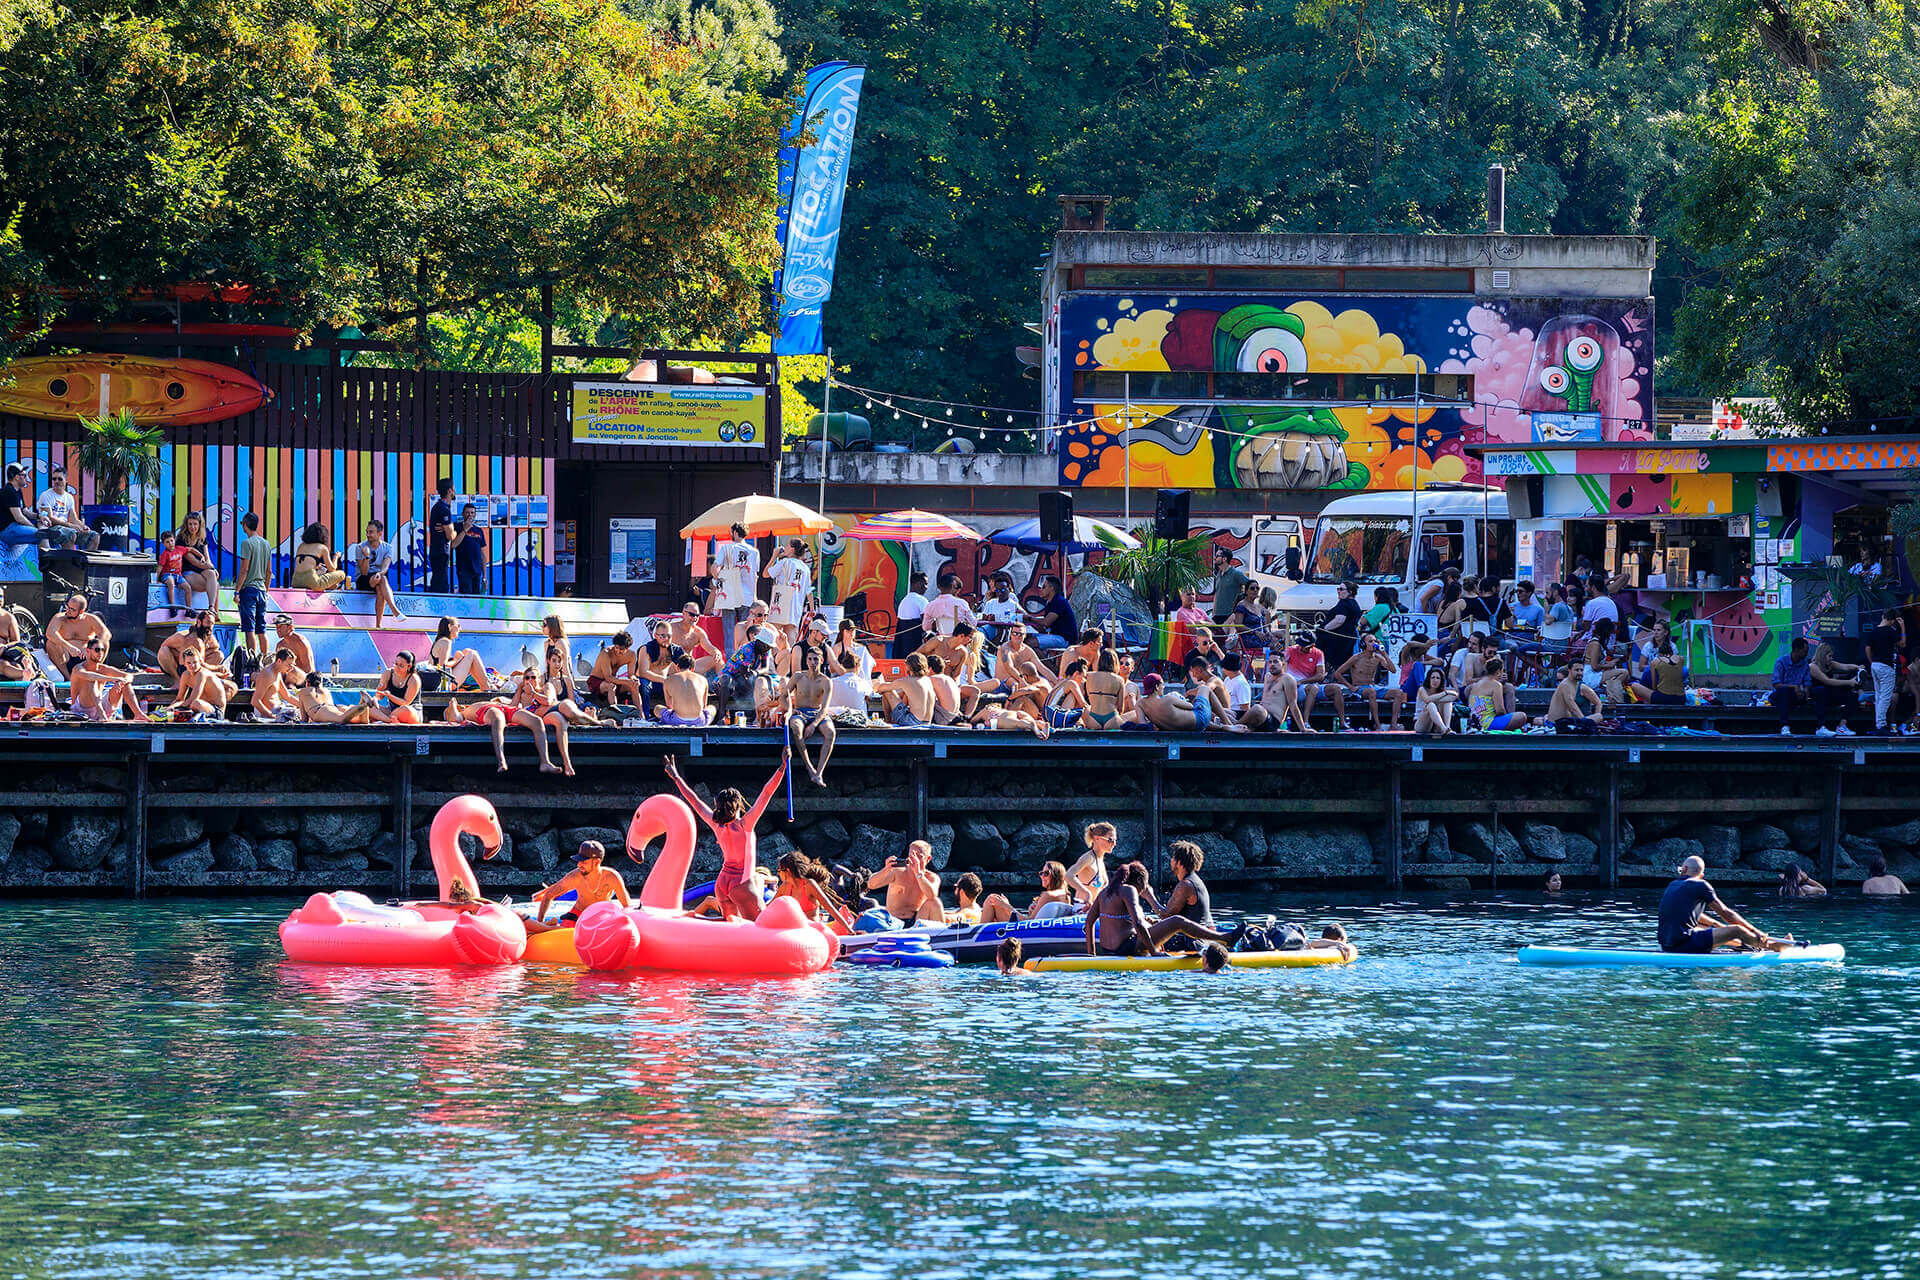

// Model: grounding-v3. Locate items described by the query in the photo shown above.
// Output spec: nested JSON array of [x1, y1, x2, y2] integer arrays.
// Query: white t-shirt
[[920, 592, 976, 637], [1582, 594, 1619, 626], [712, 541, 760, 611], [767, 557, 811, 627], [36, 487, 77, 525], [832, 643, 876, 680], [1224, 672, 1253, 711], [828, 672, 873, 712], [896, 591, 928, 623], [980, 596, 1021, 627]]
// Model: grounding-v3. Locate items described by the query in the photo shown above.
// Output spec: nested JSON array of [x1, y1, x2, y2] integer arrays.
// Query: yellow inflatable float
[[1026, 949, 1354, 973], [522, 928, 582, 966]]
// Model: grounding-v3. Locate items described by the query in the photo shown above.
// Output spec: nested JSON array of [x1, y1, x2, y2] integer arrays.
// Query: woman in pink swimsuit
[[664, 750, 789, 920]]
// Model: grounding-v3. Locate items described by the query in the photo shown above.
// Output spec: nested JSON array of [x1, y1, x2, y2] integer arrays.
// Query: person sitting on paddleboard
[[528, 842, 631, 933], [1086, 863, 1166, 959], [666, 751, 788, 921], [1659, 855, 1792, 955]]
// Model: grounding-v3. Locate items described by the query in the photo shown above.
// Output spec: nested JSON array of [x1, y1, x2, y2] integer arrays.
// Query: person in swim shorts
[[664, 750, 788, 921], [785, 643, 837, 783], [657, 652, 712, 726], [1657, 855, 1791, 954], [1466, 658, 1528, 731], [529, 841, 632, 932]]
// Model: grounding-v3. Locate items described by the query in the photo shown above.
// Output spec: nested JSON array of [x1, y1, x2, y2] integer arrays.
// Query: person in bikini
[[250, 647, 303, 722], [298, 672, 374, 724], [528, 842, 631, 933], [979, 859, 1076, 923], [170, 647, 228, 717], [1066, 822, 1116, 907], [421, 616, 488, 693], [541, 641, 604, 726], [1080, 647, 1136, 730], [878, 651, 939, 728], [663, 751, 789, 920], [866, 840, 946, 926], [69, 640, 149, 722], [44, 593, 110, 674], [653, 653, 710, 727], [1086, 862, 1166, 958], [1466, 657, 1529, 731], [0, 594, 30, 680], [444, 676, 562, 771], [513, 666, 577, 775], [587, 630, 643, 710], [785, 644, 837, 783]]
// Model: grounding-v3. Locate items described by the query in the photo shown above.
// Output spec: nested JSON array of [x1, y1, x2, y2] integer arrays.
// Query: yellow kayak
[[523, 928, 582, 966], [1026, 948, 1354, 973]]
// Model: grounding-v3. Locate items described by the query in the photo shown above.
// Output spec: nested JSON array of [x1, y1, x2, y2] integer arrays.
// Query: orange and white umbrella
[[679, 494, 833, 539]]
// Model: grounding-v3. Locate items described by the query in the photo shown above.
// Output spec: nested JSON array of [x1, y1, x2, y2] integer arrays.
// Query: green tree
[[1662, 8, 1920, 423], [0, 0, 793, 349]]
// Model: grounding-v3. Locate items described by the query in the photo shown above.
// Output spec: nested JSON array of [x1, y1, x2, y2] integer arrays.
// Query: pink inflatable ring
[[572, 793, 837, 975]]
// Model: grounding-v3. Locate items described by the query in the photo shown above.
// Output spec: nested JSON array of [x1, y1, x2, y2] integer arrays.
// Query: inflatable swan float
[[572, 793, 837, 975], [278, 795, 528, 966]]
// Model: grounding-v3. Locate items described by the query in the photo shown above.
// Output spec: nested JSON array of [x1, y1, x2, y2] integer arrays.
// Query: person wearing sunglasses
[[69, 640, 150, 722], [668, 602, 723, 673]]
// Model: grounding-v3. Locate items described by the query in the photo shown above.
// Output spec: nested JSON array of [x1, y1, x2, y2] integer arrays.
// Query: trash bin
[[40, 548, 154, 663]]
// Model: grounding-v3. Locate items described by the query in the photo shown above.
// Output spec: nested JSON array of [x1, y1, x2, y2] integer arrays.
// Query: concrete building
[[1040, 193, 1655, 510]]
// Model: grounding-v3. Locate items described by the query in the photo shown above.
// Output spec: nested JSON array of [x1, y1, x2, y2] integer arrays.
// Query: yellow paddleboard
[[523, 928, 582, 966], [1026, 948, 1353, 973]]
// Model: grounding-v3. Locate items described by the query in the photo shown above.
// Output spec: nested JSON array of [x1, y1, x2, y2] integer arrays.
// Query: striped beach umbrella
[[840, 509, 982, 543]]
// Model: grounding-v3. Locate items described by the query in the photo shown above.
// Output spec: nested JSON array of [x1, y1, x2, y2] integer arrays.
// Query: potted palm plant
[[1087, 527, 1211, 617], [75, 408, 163, 552]]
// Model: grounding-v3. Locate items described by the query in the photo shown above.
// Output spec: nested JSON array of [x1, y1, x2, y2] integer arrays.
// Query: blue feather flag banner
[[772, 62, 866, 356]]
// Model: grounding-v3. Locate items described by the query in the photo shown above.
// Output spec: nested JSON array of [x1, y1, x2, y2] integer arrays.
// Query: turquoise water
[[1, 892, 1915, 1279]]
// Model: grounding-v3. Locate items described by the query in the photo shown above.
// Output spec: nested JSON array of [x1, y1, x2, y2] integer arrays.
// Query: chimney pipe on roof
[[1487, 164, 1506, 235]]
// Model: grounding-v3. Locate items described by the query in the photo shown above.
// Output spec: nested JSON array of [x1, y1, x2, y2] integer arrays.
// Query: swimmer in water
[[665, 749, 789, 921], [1199, 942, 1230, 974], [1307, 923, 1357, 961], [527, 842, 631, 933], [996, 938, 1029, 975]]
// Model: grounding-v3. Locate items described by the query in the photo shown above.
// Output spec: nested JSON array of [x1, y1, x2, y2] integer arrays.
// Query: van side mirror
[[1285, 547, 1303, 581]]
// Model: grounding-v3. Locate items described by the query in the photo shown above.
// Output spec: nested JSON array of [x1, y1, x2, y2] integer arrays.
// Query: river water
[[2, 892, 1915, 1279]]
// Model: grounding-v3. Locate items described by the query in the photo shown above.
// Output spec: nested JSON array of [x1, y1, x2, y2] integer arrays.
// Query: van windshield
[[1304, 516, 1412, 585]]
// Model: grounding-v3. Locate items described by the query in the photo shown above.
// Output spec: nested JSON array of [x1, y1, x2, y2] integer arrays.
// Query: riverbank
[[2, 724, 1915, 895]]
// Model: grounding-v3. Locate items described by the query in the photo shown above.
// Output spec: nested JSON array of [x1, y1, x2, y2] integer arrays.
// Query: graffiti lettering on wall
[[1055, 295, 1653, 491], [0, 438, 553, 595], [815, 513, 1257, 641]]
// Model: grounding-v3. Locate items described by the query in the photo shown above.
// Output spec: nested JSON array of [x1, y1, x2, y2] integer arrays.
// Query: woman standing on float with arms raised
[[663, 750, 789, 921]]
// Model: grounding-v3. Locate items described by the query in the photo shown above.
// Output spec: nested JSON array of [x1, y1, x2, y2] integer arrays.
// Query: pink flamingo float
[[572, 793, 838, 975], [279, 795, 528, 966]]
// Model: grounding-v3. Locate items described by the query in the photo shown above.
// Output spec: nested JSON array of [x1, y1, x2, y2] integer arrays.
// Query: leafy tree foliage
[[0, 0, 793, 347]]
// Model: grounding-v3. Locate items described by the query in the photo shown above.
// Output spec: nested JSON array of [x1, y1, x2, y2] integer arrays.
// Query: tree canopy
[[0, 0, 793, 347]]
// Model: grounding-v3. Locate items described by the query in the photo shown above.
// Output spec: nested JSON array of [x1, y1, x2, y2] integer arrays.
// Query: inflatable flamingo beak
[[482, 838, 502, 861], [626, 844, 646, 864]]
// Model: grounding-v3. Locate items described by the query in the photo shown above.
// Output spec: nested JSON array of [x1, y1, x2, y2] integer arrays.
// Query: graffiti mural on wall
[[1055, 295, 1653, 490], [0, 438, 553, 595]]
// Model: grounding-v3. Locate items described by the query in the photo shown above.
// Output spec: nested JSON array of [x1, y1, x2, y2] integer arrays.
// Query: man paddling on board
[[1659, 856, 1793, 955]]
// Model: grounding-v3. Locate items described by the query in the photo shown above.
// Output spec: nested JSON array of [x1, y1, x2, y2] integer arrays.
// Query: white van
[[1261, 487, 1515, 632]]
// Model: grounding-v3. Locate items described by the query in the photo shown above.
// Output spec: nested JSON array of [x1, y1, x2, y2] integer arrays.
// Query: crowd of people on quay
[[7, 505, 1920, 752]]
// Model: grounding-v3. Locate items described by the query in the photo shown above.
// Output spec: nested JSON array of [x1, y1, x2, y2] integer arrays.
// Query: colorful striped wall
[[2, 437, 554, 596]]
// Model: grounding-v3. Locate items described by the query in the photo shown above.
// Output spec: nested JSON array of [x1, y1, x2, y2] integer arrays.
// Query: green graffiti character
[[1538, 334, 1605, 413], [1210, 305, 1367, 490]]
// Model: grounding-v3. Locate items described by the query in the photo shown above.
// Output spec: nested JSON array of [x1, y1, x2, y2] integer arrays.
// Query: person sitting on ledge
[[272, 615, 316, 683], [169, 646, 228, 718], [785, 644, 836, 782], [69, 640, 149, 723], [1770, 636, 1814, 736], [249, 647, 302, 722], [368, 650, 424, 725], [657, 651, 712, 728], [878, 651, 938, 728], [44, 592, 110, 675], [587, 630, 642, 711], [1330, 633, 1404, 731], [528, 841, 631, 933], [1547, 660, 1604, 727], [291, 522, 349, 592], [1862, 855, 1910, 896], [1414, 667, 1457, 736], [1659, 855, 1792, 954], [1466, 657, 1528, 732], [1810, 641, 1862, 738], [0, 593, 30, 680], [348, 518, 405, 628], [300, 672, 373, 724], [1138, 671, 1246, 733]]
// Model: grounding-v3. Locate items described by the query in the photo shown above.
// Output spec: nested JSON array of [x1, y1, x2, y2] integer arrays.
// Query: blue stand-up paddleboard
[[1517, 944, 1845, 969]]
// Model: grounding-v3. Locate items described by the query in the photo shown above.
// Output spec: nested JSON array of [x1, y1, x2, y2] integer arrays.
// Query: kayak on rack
[[1516, 943, 1846, 969]]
